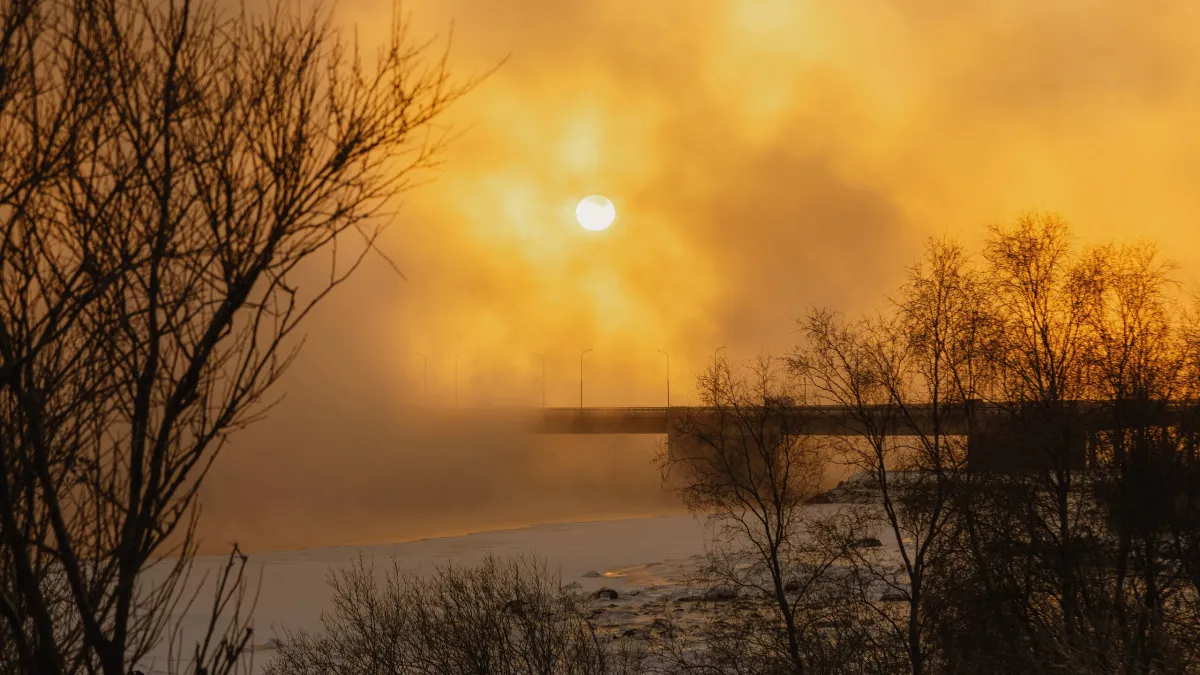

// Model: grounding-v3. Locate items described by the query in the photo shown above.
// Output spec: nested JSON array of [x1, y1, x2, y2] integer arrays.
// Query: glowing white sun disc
[[576, 195, 616, 231]]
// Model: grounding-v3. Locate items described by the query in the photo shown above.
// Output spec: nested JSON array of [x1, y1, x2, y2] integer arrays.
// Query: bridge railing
[[538, 407, 669, 415]]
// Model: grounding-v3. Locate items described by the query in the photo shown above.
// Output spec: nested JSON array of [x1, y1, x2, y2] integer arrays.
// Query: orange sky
[[200, 0, 1200, 550], [348, 0, 1200, 408]]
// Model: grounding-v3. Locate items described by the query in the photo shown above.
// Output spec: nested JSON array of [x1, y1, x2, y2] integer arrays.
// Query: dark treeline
[[677, 213, 1200, 675], [658, 213, 1200, 675]]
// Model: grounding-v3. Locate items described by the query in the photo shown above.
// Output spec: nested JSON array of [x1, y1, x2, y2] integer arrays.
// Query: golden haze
[[198, 0, 1200, 551]]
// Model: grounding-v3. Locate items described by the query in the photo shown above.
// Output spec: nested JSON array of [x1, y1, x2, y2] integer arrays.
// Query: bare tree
[[1080, 242, 1200, 673], [793, 216, 1200, 674], [658, 353, 839, 674], [790, 237, 995, 675], [0, 0, 470, 672], [974, 214, 1105, 661], [658, 215, 1200, 675]]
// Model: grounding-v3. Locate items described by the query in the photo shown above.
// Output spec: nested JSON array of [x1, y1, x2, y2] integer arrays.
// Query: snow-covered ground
[[139, 515, 711, 674], [139, 477, 896, 674]]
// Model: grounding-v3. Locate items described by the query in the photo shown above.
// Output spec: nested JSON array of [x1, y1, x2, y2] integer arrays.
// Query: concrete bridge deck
[[532, 407, 670, 434], [478, 405, 976, 436], [435, 403, 1198, 471], [444, 403, 1187, 434]]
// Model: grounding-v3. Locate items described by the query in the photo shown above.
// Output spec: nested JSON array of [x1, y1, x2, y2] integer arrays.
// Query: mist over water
[[195, 407, 862, 555], [196, 412, 687, 555]]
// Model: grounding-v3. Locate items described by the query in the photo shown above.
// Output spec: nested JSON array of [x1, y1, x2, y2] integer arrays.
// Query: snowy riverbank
[[140, 515, 710, 674], [141, 480, 893, 674]]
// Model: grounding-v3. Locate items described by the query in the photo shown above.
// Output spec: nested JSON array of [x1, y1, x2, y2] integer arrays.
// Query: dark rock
[[582, 570, 601, 578], [650, 617, 675, 633], [850, 537, 883, 549], [702, 585, 737, 601], [593, 587, 619, 600]]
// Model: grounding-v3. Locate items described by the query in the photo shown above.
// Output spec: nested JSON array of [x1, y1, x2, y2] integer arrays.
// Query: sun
[[575, 195, 616, 231]]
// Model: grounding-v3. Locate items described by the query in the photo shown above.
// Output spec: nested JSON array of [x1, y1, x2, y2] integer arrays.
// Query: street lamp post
[[580, 348, 593, 410], [657, 350, 670, 408], [531, 352, 545, 408], [416, 353, 427, 407], [455, 351, 469, 408]]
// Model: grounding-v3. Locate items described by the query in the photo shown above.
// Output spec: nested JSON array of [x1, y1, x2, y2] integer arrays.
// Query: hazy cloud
[[197, 0, 1200, 551]]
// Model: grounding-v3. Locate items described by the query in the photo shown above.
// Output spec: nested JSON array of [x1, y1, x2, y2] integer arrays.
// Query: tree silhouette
[[0, 0, 470, 672]]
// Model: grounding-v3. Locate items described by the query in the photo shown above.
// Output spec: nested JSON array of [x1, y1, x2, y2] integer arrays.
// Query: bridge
[[510, 406, 970, 435], [529, 407, 671, 434], [438, 403, 1186, 471]]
